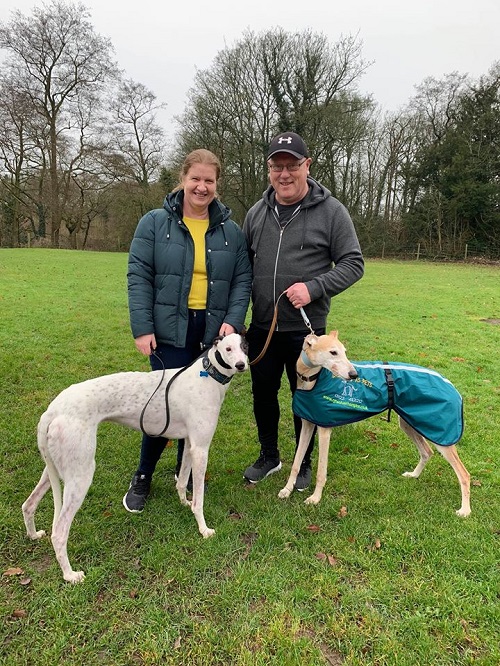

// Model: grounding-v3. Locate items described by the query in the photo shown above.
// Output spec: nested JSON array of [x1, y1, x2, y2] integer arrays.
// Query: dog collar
[[300, 350, 317, 368], [202, 356, 233, 385], [214, 349, 232, 370], [297, 370, 321, 383], [298, 351, 321, 382]]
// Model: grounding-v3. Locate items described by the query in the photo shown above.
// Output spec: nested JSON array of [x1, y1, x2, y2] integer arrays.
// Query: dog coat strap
[[383, 362, 395, 422]]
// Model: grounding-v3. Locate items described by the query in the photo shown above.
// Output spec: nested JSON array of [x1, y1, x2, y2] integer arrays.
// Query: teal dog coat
[[292, 362, 464, 446]]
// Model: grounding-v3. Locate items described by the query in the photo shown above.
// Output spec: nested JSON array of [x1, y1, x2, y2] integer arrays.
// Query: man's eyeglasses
[[268, 160, 306, 173]]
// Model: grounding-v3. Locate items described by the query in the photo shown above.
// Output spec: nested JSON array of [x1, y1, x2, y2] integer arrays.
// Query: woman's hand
[[219, 323, 236, 337], [135, 333, 156, 355]]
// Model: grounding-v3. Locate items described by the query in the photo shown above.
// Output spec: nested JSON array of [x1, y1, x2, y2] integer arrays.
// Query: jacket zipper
[[271, 205, 302, 331]]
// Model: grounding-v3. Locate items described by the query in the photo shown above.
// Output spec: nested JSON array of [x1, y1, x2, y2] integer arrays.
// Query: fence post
[[464, 244, 468, 260], [416, 243, 420, 260]]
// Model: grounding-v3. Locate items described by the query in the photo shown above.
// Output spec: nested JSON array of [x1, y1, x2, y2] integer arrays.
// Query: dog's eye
[[330, 351, 338, 356]]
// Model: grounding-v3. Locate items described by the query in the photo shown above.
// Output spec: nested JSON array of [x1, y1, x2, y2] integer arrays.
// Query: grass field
[[1, 249, 499, 665]]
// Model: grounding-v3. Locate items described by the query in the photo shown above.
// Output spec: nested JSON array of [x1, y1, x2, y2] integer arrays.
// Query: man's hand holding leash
[[286, 283, 312, 309]]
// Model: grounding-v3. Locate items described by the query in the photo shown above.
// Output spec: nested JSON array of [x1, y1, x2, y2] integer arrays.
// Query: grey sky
[[1, 0, 498, 147]]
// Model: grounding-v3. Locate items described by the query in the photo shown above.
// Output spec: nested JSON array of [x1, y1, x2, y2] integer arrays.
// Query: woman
[[123, 149, 252, 513]]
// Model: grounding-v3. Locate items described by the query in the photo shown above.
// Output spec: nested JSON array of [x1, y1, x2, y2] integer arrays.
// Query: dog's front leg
[[189, 443, 215, 538], [278, 419, 315, 499], [304, 427, 331, 505]]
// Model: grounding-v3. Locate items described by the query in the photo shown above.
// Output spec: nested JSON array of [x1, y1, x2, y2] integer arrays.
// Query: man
[[243, 131, 364, 490]]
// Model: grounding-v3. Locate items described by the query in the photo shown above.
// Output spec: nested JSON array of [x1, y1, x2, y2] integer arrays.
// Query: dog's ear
[[303, 333, 317, 349], [328, 330, 339, 340], [240, 337, 249, 355], [212, 335, 224, 345]]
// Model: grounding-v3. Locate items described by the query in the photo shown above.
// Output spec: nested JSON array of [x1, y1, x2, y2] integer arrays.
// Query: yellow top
[[184, 216, 208, 309]]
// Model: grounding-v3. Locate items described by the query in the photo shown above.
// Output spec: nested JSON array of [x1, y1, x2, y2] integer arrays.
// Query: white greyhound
[[278, 331, 471, 517], [22, 333, 248, 583]]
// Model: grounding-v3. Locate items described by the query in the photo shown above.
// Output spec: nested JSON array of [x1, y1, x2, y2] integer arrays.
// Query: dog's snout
[[348, 370, 358, 380], [235, 361, 246, 372]]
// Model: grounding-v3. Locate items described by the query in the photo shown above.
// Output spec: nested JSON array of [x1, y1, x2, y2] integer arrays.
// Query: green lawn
[[1, 249, 499, 665]]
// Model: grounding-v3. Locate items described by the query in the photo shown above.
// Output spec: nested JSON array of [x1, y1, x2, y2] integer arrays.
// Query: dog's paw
[[304, 495, 320, 505], [402, 471, 418, 478], [201, 528, 215, 538], [278, 488, 292, 499], [456, 507, 471, 518], [29, 529, 46, 540], [64, 570, 85, 584]]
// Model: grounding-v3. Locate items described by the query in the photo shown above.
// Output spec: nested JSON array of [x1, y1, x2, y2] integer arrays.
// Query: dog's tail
[[37, 413, 63, 531]]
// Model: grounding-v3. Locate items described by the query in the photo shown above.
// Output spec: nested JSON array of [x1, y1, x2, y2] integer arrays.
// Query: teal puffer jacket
[[127, 190, 252, 348]]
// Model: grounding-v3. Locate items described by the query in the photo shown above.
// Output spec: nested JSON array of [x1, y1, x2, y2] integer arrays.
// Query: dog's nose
[[348, 370, 358, 380], [235, 362, 246, 372]]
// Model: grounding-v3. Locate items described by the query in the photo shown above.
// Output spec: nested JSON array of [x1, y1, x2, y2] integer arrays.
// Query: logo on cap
[[267, 131, 309, 160]]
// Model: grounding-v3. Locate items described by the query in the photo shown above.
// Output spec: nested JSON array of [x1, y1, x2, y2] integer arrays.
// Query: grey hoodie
[[243, 177, 364, 332]]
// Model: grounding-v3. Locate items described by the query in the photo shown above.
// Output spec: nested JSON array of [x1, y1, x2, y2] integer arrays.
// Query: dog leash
[[139, 349, 207, 438], [140, 337, 235, 437], [250, 292, 315, 366], [249, 292, 284, 366], [299, 307, 314, 335]]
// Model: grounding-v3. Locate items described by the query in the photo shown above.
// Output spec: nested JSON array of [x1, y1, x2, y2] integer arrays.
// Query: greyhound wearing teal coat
[[278, 331, 471, 517]]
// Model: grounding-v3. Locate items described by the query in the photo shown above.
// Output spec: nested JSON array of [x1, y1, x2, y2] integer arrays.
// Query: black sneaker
[[294, 462, 312, 492], [122, 474, 151, 513], [243, 455, 282, 483]]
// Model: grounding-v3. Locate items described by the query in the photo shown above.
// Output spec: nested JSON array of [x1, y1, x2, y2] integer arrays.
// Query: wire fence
[[7, 229, 500, 264], [361, 241, 500, 263]]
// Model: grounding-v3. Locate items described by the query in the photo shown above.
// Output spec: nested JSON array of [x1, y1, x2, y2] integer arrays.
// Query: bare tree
[[412, 72, 467, 141], [109, 78, 167, 188], [315, 91, 375, 208], [0, 74, 32, 246], [0, 0, 117, 246], [0, 69, 55, 245], [175, 28, 371, 222]]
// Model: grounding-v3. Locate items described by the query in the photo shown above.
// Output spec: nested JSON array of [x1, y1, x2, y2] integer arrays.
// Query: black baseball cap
[[267, 132, 309, 160]]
